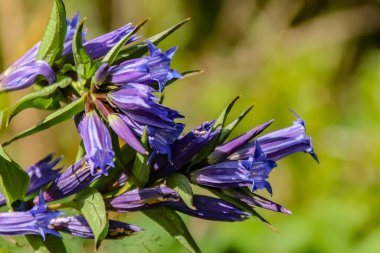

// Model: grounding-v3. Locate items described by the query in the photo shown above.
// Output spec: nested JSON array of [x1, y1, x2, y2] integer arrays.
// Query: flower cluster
[[0, 1, 318, 251]]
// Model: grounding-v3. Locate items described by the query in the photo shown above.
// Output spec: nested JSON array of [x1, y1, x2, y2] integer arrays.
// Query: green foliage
[[143, 207, 201, 253], [131, 128, 150, 187], [72, 19, 97, 84], [166, 173, 194, 209], [7, 77, 72, 123], [36, 0, 67, 65], [3, 96, 84, 146], [0, 146, 30, 209], [74, 188, 109, 248]]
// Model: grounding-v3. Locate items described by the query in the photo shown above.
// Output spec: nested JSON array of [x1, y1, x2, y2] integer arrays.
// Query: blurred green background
[[1, 0, 380, 252]]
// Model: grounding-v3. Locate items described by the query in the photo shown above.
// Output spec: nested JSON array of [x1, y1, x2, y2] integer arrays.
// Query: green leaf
[[131, 128, 150, 187], [74, 188, 109, 248], [213, 96, 240, 131], [75, 140, 85, 162], [166, 173, 194, 209], [115, 18, 190, 62], [7, 77, 72, 123], [0, 145, 30, 208], [73, 19, 97, 83], [0, 109, 4, 129], [3, 97, 84, 146], [25, 235, 67, 253], [143, 207, 201, 253], [36, 0, 67, 65], [218, 105, 254, 144], [102, 18, 149, 65]]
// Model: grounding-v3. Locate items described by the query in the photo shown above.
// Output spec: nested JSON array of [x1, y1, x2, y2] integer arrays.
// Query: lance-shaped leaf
[[143, 207, 201, 253], [7, 76, 72, 123], [73, 19, 97, 83], [73, 188, 109, 248], [102, 18, 148, 65], [36, 0, 67, 65], [131, 128, 150, 187], [115, 18, 190, 62], [0, 146, 30, 208], [218, 105, 254, 144], [3, 97, 84, 146], [166, 173, 194, 209]]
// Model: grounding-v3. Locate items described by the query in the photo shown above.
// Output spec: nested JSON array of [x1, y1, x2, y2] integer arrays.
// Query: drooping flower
[[0, 61, 56, 92], [76, 111, 115, 175], [0, 192, 62, 239], [107, 41, 181, 92], [191, 142, 277, 194], [165, 195, 251, 221], [0, 14, 81, 92], [106, 186, 180, 212], [49, 216, 141, 239], [96, 82, 184, 160]]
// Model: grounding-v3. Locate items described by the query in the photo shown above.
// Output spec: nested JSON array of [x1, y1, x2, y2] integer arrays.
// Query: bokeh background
[[1, 0, 380, 252]]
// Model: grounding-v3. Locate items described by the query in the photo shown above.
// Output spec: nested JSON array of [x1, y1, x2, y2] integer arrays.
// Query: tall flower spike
[[107, 41, 181, 92], [76, 111, 115, 175], [50, 216, 141, 239], [0, 192, 62, 239]]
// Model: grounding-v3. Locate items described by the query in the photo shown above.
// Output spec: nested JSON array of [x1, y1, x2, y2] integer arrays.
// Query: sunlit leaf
[[36, 0, 67, 65], [0, 145, 30, 209]]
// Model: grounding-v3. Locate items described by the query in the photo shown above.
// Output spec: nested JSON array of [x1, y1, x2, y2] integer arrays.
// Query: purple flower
[[0, 61, 56, 92], [0, 155, 62, 207], [108, 113, 147, 155], [76, 111, 115, 175], [106, 186, 180, 212], [208, 120, 274, 163], [82, 23, 138, 60], [165, 195, 250, 221], [49, 216, 141, 239], [26, 154, 62, 196], [152, 121, 219, 179], [43, 157, 102, 202], [0, 192, 62, 239], [106, 83, 184, 158], [229, 113, 319, 162], [0, 14, 80, 92], [107, 41, 181, 92], [191, 142, 277, 194]]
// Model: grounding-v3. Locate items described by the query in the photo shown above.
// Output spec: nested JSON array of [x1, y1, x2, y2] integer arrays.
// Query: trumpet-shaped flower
[[76, 111, 115, 175]]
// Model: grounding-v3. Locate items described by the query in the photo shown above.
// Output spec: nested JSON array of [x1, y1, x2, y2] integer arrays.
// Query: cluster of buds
[[0, 0, 317, 251]]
